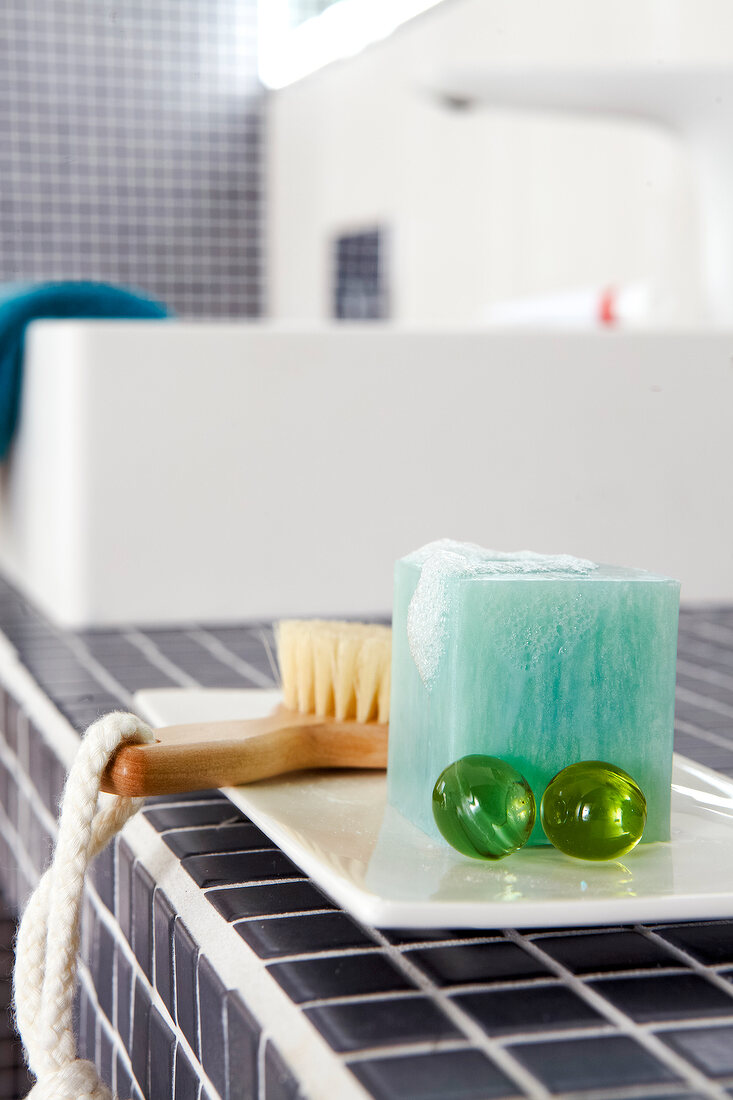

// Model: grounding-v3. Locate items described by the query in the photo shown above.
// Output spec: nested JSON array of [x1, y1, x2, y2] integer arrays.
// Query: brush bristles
[[276, 620, 391, 723]]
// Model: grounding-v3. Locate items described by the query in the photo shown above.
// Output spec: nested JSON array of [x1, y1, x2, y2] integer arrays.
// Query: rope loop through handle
[[14, 712, 154, 1100]]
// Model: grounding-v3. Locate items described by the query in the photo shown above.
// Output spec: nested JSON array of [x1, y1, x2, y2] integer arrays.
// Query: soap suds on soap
[[406, 540, 597, 689]]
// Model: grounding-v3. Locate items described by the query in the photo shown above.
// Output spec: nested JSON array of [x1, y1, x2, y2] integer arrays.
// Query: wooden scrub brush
[[101, 620, 391, 796]]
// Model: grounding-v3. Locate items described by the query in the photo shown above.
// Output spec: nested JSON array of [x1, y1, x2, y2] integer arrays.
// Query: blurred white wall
[[268, 0, 733, 322]]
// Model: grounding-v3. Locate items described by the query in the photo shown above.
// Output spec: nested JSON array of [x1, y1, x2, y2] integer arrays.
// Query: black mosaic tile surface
[[226, 992, 261, 1100], [164, 822, 274, 860], [153, 888, 176, 1020], [333, 227, 388, 320], [173, 919, 200, 1059], [208, 880, 337, 922], [508, 1034, 681, 1092], [655, 922, 733, 966], [660, 1025, 733, 1078], [182, 849, 303, 889], [349, 1049, 521, 1100], [406, 941, 552, 986], [536, 929, 680, 973], [453, 983, 606, 1036], [198, 954, 227, 1099], [235, 911, 375, 959], [305, 995, 461, 1052], [2, 582, 733, 1100], [588, 972, 733, 1023], [268, 952, 414, 1003]]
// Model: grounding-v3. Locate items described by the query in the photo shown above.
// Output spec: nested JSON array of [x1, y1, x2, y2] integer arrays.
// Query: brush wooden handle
[[100, 706, 388, 797]]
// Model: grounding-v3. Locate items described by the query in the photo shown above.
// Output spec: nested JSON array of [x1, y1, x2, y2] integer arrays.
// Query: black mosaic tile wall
[[1, 573, 733, 1100], [0, 895, 31, 1099], [0, 0, 264, 318], [333, 228, 388, 320]]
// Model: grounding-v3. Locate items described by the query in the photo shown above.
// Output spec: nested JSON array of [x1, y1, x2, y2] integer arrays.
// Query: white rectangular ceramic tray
[[135, 688, 733, 929]]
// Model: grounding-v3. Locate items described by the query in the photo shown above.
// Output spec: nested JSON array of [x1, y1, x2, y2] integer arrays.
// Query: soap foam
[[405, 540, 597, 688]]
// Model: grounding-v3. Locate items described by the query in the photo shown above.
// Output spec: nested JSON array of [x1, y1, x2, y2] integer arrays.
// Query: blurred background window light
[[258, 0, 445, 88]]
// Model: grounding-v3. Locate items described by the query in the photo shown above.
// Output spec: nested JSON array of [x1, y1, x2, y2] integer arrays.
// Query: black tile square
[[148, 1006, 175, 1100], [116, 1052, 133, 1100], [227, 992, 260, 1100], [268, 952, 413, 1004], [536, 930, 680, 974], [116, 946, 133, 1052], [27, 726, 55, 812], [588, 973, 733, 1023], [174, 1045, 200, 1100], [264, 1040, 298, 1100], [406, 942, 551, 987], [182, 850, 303, 889], [235, 912, 374, 959], [350, 1049, 520, 1100], [131, 977, 151, 1090], [99, 1028, 113, 1091], [453, 985, 604, 1036], [654, 922, 733, 966], [92, 844, 115, 913], [84, 989, 97, 1065], [174, 918, 199, 1057], [306, 995, 460, 1052], [660, 1025, 733, 1077], [198, 955, 226, 1099], [132, 861, 155, 980], [207, 881, 335, 922], [92, 916, 115, 1022], [154, 888, 175, 1018], [5, 697, 19, 753], [165, 823, 272, 860], [117, 839, 134, 944], [145, 801, 244, 831], [509, 1035, 680, 1093]]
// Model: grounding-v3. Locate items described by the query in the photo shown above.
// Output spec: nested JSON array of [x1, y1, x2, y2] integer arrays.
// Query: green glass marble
[[432, 754, 536, 860], [540, 760, 647, 861]]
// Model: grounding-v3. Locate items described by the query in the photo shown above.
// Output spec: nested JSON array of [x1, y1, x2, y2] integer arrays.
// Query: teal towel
[[0, 281, 169, 460]]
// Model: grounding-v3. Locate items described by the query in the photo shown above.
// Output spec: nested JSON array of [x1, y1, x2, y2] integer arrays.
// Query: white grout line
[[677, 658, 733, 696], [505, 929, 731, 1100], [233, 908, 337, 924], [123, 628, 201, 690], [256, 1030, 268, 1100], [155, 818, 255, 835], [51, 632, 136, 711], [254, 626, 281, 688], [204, 876, 307, 893], [186, 627, 277, 689], [342, 1038, 474, 1064], [636, 925, 733, 999], [690, 621, 733, 647], [676, 684, 733, 723], [367, 926, 552, 1099], [675, 718, 733, 753]]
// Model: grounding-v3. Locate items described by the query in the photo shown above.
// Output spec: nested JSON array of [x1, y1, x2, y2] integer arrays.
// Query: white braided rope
[[13, 712, 155, 1100]]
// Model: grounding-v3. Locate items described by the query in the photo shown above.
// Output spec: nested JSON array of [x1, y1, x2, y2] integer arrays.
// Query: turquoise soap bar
[[387, 541, 680, 847]]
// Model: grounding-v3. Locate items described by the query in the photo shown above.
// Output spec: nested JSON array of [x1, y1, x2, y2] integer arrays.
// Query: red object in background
[[598, 287, 617, 326]]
